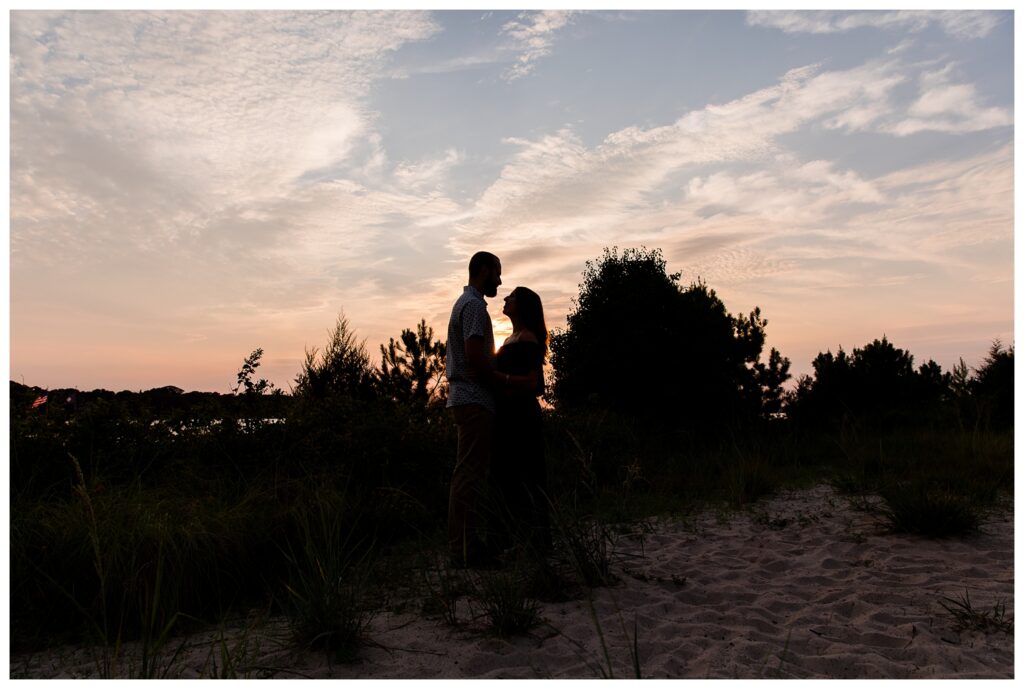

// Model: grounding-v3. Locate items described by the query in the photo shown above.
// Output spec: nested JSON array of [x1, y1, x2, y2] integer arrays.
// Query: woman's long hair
[[512, 286, 548, 359]]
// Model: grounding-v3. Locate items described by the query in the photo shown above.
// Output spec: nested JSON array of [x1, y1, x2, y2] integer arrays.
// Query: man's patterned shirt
[[445, 285, 496, 413]]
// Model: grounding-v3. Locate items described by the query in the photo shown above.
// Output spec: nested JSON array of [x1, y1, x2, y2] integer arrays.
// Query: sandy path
[[11, 484, 1013, 679]]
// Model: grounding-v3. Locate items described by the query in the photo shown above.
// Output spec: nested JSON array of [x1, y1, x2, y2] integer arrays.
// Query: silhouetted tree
[[971, 340, 1014, 430], [233, 348, 276, 396], [753, 347, 792, 417], [853, 337, 917, 419], [377, 319, 447, 405], [787, 336, 952, 429], [550, 247, 788, 426], [229, 347, 283, 428], [914, 359, 952, 406], [293, 312, 374, 400]]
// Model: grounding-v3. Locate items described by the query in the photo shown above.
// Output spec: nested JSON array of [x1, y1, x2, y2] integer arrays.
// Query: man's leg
[[448, 404, 494, 564]]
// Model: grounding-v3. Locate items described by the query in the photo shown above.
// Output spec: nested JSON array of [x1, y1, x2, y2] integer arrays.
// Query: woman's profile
[[490, 286, 551, 555]]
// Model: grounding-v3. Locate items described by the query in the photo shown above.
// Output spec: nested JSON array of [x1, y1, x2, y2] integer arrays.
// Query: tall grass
[[279, 489, 376, 661], [21, 455, 190, 677], [551, 502, 617, 588], [13, 472, 287, 650], [418, 552, 467, 626], [11, 391, 458, 653], [10, 387, 1013, 656], [826, 422, 1011, 537], [474, 567, 541, 636], [879, 482, 983, 537]]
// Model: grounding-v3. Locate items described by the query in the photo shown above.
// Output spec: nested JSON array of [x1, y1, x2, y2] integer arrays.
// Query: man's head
[[468, 251, 502, 298]]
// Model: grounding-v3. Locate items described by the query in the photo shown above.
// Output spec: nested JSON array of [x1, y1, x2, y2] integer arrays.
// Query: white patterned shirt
[[445, 285, 496, 413]]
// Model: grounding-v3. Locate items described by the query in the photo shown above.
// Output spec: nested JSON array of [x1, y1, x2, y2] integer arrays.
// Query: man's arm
[[465, 335, 499, 390]]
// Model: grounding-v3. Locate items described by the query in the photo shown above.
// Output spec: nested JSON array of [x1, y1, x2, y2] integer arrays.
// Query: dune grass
[[879, 482, 984, 537], [9, 393, 1013, 665], [474, 567, 542, 636], [418, 552, 467, 626], [823, 423, 1010, 537], [939, 589, 1014, 635], [279, 490, 377, 661]]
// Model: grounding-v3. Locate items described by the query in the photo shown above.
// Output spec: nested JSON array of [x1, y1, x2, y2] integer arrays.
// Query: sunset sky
[[8, 9, 1015, 393]]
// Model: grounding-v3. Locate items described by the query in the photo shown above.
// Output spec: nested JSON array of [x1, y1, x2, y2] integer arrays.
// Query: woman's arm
[[498, 367, 541, 396], [498, 332, 544, 397]]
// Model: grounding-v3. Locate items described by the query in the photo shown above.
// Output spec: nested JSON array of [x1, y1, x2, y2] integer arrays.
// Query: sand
[[10, 484, 1013, 679]]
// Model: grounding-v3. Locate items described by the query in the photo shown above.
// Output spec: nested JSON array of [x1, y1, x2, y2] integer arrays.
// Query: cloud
[[884, 65, 1012, 136], [446, 51, 1005, 268], [438, 53, 1010, 365], [393, 148, 464, 192], [10, 10, 453, 379], [746, 10, 1004, 40], [11, 10, 441, 259], [501, 10, 578, 80], [686, 157, 885, 226], [858, 144, 1013, 255], [388, 53, 501, 79], [458, 58, 904, 252]]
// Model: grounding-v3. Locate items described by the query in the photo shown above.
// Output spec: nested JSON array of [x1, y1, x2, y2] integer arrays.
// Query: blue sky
[[8, 9, 1015, 392]]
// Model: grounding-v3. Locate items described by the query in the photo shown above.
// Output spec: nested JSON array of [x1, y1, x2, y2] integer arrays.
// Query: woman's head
[[503, 286, 548, 357]]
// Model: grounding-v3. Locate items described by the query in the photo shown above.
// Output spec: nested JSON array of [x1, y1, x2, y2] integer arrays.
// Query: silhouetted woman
[[490, 286, 551, 554]]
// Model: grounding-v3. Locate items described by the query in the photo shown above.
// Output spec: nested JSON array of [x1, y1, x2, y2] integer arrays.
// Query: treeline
[[13, 246, 1012, 433], [548, 246, 1012, 434], [9, 382, 289, 419], [788, 337, 1013, 432], [10, 318, 447, 421]]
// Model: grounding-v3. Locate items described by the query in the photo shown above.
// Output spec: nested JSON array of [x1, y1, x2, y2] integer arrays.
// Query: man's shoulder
[[456, 291, 487, 315], [450, 291, 474, 315], [449, 292, 489, 335], [453, 288, 484, 306]]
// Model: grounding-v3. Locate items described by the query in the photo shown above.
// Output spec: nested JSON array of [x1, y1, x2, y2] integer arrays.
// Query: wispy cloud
[[393, 148, 465, 192], [442, 53, 1011, 352], [686, 157, 885, 226], [459, 59, 905, 249], [746, 10, 1004, 40], [885, 64, 1013, 136], [859, 145, 1013, 255], [501, 10, 578, 81], [457, 51, 1008, 271], [11, 10, 441, 258], [388, 53, 501, 79], [10, 10, 447, 383]]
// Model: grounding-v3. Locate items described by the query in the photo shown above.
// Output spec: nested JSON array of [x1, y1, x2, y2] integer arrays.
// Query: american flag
[[31, 394, 48, 409]]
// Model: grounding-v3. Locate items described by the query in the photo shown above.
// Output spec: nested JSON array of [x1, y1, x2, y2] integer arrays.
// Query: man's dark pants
[[448, 403, 495, 564]]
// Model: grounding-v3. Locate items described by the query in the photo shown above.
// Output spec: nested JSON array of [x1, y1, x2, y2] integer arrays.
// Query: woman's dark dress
[[490, 340, 551, 552]]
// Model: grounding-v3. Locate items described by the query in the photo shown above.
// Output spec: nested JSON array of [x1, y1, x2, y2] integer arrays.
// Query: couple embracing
[[445, 251, 551, 568]]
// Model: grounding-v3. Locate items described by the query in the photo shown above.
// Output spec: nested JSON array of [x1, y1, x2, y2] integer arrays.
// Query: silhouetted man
[[446, 251, 502, 566]]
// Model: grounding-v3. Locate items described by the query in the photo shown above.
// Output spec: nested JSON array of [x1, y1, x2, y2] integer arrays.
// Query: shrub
[[879, 481, 983, 537], [549, 247, 788, 427], [475, 569, 541, 636], [280, 492, 376, 661]]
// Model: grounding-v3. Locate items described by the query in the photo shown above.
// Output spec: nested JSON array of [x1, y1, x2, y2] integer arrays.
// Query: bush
[[475, 568, 541, 636], [549, 247, 789, 428], [280, 491, 376, 661], [879, 481, 983, 537]]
